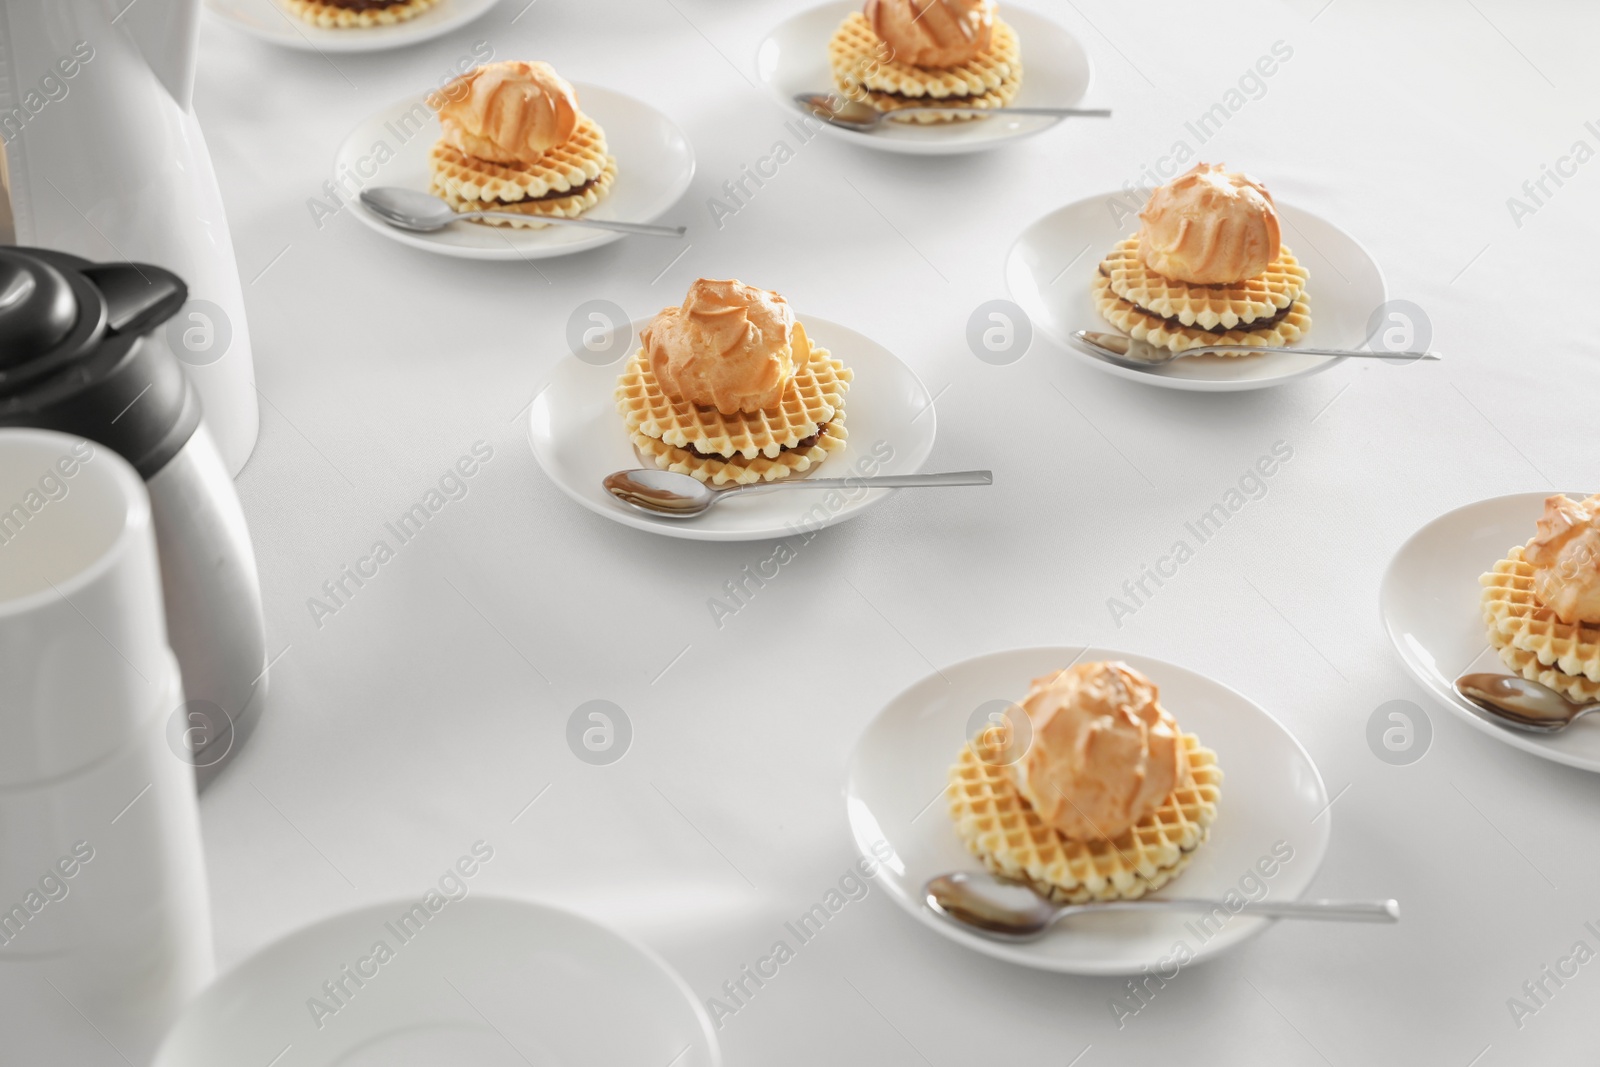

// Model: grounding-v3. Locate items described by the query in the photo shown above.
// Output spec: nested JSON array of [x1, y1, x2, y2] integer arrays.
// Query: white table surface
[[194, 1, 1600, 1063]]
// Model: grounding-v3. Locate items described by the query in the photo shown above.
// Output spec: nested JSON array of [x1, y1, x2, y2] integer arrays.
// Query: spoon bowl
[[1455, 672, 1599, 733], [793, 92, 1110, 132], [358, 186, 685, 238]]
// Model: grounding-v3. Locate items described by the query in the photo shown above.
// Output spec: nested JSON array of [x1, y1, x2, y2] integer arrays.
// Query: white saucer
[[153, 896, 719, 1067], [846, 646, 1330, 974], [205, 0, 500, 53], [529, 314, 936, 542], [755, 1, 1093, 156], [1006, 193, 1387, 391], [1381, 491, 1600, 772], [333, 86, 694, 261]]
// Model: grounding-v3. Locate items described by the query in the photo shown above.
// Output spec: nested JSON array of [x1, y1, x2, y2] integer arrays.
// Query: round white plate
[[1381, 491, 1600, 772], [205, 0, 500, 53], [333, 86, 694, 261], [154, 896, 719, 1067], [1006, 193, 1387, 391], [529, 314, 936, 542], [755, 1, 1093, 156], [846, 646, 1330, 974]]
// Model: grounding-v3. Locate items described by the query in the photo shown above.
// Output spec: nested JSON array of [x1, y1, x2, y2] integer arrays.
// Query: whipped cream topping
[[1138, 162, 1281, 285], [1526, 493, 1600, 625], [642, 279, 796, 415], [863, 0, 995, 68], [1008, 661, 1190, 842], [434, 60, 579, 165]]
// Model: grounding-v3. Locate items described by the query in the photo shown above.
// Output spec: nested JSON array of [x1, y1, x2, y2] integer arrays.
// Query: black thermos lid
[[0, 247, 199, 479]]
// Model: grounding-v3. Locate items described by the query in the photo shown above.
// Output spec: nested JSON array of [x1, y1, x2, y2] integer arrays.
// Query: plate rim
[[753, 0, 1094, 157], [1379, 489, 1600, 773], [333, 84, 696, 261], [203, 0, 501, 53], [1005, 192, 1389, 392], [528, 312, 936, 542], [152, 893, 721, 1066], [844, 643, 1332, 974]]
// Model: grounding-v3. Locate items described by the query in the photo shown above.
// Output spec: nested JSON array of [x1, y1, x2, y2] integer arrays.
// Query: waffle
[[433, 157, 616, 227], [948, 732, 1222, 903], [631, 406, 848, 487], [827, 12, 1021, 123], [1101, 236, 1309, 329], [283, 0, 437, 28], [1092, 271, 1311, 354], [1480, 544, 1600, 702], [615, 320, 852, 485], [429, 114, 611, 203]]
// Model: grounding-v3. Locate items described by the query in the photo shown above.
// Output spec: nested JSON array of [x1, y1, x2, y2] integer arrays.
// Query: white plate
[[205, 0, 500, 53], [1006, 193, 1387, 391], [1381, 491, 1600, 772], [755, 2, 1092, 156], [529, 314, 936, 542], [846, 646, 1330, 974], [334, 86, 694, 261], [154, 896, 719, 1067]]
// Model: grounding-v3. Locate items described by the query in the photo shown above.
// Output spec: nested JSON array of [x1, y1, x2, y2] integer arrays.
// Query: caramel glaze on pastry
[[1526, 494, 1600, 625], [642, 279, 797, 416], [864, 0, 995, 67], [1009, 661, 1191, 842], [1137, 162, 1281, 285], [434, 60, 580, 166]]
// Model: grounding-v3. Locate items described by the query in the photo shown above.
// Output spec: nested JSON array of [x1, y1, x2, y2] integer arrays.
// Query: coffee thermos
[[0, 427, 215, 1063], [0, 246, 268, 780]]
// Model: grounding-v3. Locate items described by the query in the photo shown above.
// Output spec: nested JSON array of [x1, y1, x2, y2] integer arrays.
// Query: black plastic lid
[[0, 247, 198, 478], [0, 252, 77, 362]]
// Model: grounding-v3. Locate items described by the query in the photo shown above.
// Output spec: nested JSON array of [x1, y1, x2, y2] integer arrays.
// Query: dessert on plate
[[427, 61, 616, 228], [1480, 493, 1600, 702], [828, 0, 1022, 123], [285, 0, 437, 28], [1094, 162, 1312, 354], [948, 661, 1222, 902], [614, 279, 852, 486]]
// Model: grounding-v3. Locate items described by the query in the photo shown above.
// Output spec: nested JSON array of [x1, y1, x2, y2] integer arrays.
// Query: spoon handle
[[465, 211, 685, 238], [729, 470, 993, 492], [1197, 346, 1439, 361], [896, 106, 1112, 119], [1076, 898, 1400, 923]]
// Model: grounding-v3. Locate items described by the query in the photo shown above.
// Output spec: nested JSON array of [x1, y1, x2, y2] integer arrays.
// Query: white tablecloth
[[194, 1, 1600, 1062]]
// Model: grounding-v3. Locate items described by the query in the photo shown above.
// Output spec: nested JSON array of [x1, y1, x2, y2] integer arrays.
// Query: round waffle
[[630, 406, 849, 487], [432, 157, 616, 227], [284, 0, 438, 27], [428, 114, 610, 203], [1101, 236, 1309, 329], [828, 12, 1022, 122], [615, 320, 851, 471], [1092, 271, 1311, 354], [947, 731, 1222, 903], [1480, 544, 1600, 702]]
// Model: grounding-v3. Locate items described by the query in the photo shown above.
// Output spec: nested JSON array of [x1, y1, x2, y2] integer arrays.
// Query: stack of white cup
[[0, 428, 213, 1064]]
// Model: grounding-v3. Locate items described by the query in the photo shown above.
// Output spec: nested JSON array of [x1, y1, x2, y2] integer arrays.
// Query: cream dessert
[[947, 660, 1222, 902], [1481, 494, 1600, 703], [1093, 162, 1312, 353], [427, 61, 616, 228], [1526, 493, 1600, 626], [614, 279, 852, 486], [828, 0, 1023, 122], [1010, 661, 1190, 841], [643, 279, 796, 417]]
